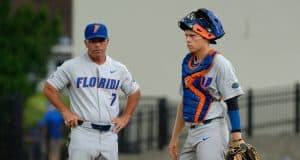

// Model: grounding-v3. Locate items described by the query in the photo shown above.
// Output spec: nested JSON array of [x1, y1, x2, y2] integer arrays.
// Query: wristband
[[228, 109, 241, 132]]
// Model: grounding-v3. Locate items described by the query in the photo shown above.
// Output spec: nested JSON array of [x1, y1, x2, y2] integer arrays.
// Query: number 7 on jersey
[[110, 93, 117, 106]]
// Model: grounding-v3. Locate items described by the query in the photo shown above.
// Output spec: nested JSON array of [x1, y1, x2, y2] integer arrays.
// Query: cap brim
[[86, 35, 108, 40]]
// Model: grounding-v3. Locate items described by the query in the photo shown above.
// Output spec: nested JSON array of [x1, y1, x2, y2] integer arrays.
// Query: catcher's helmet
[[179, 8, 225, 44]]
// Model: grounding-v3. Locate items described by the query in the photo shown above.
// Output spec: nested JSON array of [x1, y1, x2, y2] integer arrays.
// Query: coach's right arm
[[43, 82, 81, 128]]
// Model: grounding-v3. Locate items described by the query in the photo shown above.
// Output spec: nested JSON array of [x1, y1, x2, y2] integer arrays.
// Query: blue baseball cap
[[84, 23, 108, 40]]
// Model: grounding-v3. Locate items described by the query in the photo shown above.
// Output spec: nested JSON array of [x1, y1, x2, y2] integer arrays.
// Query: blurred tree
[[0, 0, 61, 97], [0, 1, 61, 159]]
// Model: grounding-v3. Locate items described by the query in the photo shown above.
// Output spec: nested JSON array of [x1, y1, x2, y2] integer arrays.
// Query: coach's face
[[85, 38, 109, 61], [184, 30, 209, 53]]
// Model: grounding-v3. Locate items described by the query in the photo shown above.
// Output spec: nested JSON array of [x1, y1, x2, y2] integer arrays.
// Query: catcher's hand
[[225, 141, 260, 160]]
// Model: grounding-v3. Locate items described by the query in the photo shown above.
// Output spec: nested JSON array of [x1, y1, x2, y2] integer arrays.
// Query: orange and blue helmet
[[179, 8, 225, 44]]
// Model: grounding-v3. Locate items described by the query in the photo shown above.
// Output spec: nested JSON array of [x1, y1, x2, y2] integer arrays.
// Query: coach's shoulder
[[61, 56, 76, 67], [57, 54, 84, 70], [107, 56, 127, 69]]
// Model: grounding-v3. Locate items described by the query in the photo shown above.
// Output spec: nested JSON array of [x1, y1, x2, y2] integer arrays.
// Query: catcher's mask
[[179, 8, 225, 44]]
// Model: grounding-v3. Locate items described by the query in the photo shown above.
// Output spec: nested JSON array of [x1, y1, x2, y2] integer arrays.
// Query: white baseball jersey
[[47, 53, 139, 124], [180, 53, 244, 120]]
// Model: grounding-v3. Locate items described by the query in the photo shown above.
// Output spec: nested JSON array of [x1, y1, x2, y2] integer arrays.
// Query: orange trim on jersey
[[193, 24, 216, 40]]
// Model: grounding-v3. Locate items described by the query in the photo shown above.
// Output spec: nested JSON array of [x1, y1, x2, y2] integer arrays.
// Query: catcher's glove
[[225, 142, 260, 160]]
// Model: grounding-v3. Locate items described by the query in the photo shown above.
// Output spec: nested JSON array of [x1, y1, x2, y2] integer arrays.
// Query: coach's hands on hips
[[111, 114, 131, 133], [168, 138, 179, 160], [62, 110, 82, 128]]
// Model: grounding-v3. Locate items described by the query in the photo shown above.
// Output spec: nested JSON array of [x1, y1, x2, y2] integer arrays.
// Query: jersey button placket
[[96, 67, 103, 153], [96, 67, 102, 123]]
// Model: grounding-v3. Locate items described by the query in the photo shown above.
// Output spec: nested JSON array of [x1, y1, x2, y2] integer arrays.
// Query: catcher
[[168, 8, 260, 160]]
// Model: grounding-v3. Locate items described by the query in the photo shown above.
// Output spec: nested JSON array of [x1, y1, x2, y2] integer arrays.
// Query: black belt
[[78, 120, 111, 132], [190, 117, 224, 129]]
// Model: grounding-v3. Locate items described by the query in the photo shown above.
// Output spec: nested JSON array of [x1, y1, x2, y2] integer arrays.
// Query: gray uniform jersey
[[47, 53, 139, 124], [180, 54, 244, 120]]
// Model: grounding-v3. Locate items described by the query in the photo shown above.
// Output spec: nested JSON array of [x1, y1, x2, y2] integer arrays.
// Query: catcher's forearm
[[226, 96, 242, 133], [170, 100, 185, 140], [225, 97, 244, 141], [228, 109, 241, 132]]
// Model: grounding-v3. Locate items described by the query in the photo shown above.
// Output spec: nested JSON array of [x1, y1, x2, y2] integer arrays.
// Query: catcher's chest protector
[[181, 50, 217, 123]]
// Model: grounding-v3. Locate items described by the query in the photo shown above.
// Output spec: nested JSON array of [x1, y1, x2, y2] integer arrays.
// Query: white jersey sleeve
[[47, 63, 70, 90], [215, 55, 244, 100], [120, 66, 139, 96]]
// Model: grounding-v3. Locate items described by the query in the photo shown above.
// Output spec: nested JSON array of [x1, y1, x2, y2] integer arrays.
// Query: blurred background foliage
[[0, 0, 61, 97], [0, 0, 63, 142]]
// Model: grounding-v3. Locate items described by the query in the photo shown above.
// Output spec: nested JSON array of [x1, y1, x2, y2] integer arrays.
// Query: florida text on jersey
[[76, 77, 120, 90]]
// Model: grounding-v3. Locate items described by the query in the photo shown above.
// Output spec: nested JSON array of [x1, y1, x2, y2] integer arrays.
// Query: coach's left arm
[[112, 89, 141, 132]]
